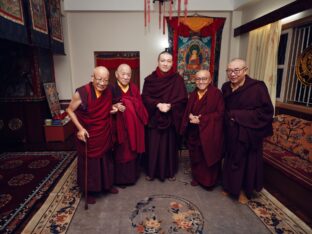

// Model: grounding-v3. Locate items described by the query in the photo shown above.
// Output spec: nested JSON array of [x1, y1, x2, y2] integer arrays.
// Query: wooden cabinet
[[44, 120, 74, 142], [0, 99, 50, 145], [0, 40, 55, 149]]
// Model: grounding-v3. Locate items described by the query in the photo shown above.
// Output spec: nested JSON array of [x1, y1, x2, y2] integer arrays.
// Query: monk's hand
[[189, 113, 194, 121], [189, 114, 200, 124], [110, 106, 118, 114], [116, 102, 126, 112], [77, 128, 89, 142], [157, 103, 171, 113], [165, 103, 171, 111]]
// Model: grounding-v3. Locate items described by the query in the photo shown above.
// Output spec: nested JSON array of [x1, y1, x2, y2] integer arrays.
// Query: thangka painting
[[167, 16, 226, 92], [0, 0, 24, 25], [94, 51, 140, 88], [48, 0, 63, 42], [178, 35, 211, 92], [29, 0, 48, 34], [43, 82, 61, 117]]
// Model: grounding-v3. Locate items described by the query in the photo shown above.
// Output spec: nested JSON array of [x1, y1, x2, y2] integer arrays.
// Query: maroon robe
[[75, 82, 114, 192], [111, 82, 148, 185], [222, 76, 274, 197], [142, 68, 188, 180], [181, 85, 224, 187]]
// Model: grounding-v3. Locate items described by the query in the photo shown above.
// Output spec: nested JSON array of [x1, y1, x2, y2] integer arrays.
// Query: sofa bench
[[263, 114, 312, 222]]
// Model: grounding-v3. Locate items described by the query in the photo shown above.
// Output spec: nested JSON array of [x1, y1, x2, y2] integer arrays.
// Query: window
[[277, 22, 312, 107]]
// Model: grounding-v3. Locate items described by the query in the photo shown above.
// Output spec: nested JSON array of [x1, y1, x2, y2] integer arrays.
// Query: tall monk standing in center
[[142, 51, 188, 181]]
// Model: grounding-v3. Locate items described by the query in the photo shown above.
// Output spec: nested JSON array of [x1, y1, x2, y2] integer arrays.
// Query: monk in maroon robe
[[111, 64, 148, 186], [222, 59, 274, 204], [142, 51, 188, 181], [181, 70, 224, 189], [66, 66, 118, 204]]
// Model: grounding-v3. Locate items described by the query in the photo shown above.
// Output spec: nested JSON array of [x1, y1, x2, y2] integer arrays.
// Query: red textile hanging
[[166, 16, 226, 78]]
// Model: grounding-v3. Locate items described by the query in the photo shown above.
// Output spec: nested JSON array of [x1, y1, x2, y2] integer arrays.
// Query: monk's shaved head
[[115, 63, 132, 86], [117, 64, 131, 73], [195, 70, 211, 80], [93, 66, 109, 77], [228, 58, 247, 69]]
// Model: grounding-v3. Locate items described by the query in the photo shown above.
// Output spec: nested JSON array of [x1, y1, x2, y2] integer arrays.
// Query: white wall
[[237, 0, 296, 59], [53, 3, 73, 102], [54, 11, 233, 99]]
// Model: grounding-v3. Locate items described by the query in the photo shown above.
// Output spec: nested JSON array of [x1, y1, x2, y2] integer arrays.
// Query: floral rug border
[[22, 158, 81, 234], [248, 189, 311, 234]]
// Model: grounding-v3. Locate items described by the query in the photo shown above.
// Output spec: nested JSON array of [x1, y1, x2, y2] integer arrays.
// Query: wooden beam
[[234, 0, 312, 37]]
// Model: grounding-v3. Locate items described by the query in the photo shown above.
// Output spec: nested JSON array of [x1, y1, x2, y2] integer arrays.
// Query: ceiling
[[64, 0, 261, 12]]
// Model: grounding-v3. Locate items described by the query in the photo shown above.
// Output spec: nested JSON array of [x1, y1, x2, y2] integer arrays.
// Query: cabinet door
[[23, 100, 50, 144], [0, 102, 26, 143]]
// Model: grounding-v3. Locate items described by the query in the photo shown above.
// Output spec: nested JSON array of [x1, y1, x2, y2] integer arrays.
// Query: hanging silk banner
[[47, 0, 64, 54], [27, 0, 50, 48], [167, 16, 225, 92], [0, 0, 28, 44]]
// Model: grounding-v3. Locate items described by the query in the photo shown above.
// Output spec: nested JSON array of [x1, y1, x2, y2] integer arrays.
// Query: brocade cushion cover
[[265, 114, 312, 163]]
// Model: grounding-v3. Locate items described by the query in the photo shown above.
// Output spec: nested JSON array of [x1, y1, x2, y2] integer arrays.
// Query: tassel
[[144, 0, 147, 27], [169, 0, 172, 20], [163, 2, 166, 34], [178, 0, 181, 26], [184, 0, 188, 19], [159, 2, 161, 29], [148, 0, 150, 25]]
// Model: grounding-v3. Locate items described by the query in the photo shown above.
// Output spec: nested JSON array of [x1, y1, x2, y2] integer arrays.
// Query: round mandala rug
[[130, 194, 204, 234]]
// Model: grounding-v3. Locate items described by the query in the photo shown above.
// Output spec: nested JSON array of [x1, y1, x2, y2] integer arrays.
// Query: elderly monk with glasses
[[221, 59, 274, 204], [67, 66, 119, 205], [180, 70, 224, 190]]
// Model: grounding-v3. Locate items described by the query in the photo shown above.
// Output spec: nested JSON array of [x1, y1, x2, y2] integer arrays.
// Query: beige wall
[[238, 0, 296, 59], [53, 0, 309, 100], [53, 11, 233, 100]]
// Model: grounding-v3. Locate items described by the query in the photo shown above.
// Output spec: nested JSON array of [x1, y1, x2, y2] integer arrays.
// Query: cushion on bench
[[265, 114, 312, 163]]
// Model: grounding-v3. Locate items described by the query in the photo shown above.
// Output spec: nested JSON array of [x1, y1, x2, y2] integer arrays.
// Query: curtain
[[246, 21, 282, 108]]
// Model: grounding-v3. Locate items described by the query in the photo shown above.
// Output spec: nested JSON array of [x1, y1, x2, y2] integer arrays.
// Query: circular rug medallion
[[28, 159, 50, 169], [130, 194, 204, 234], [0, 160, 23, 169]]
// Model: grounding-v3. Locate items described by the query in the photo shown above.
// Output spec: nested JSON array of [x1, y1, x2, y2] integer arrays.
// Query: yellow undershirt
[[95, 89, 102, 98], [117, 81, 129, 93], [197, 89, 207, 100]]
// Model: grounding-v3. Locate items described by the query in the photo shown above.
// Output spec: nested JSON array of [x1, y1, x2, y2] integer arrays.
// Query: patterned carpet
[[247, 189, 311, 234], [22, 158, 80, 234], [0, 151, 76, 234], [18, 157, 311, 234], [130, 194, 204, 234]]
